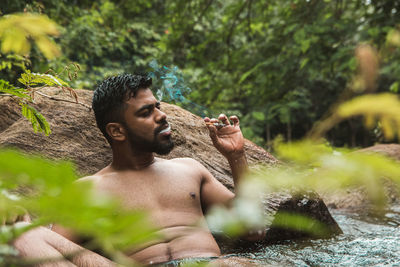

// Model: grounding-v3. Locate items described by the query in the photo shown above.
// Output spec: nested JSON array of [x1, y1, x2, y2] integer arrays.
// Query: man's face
[[122, 88, 174, 155]]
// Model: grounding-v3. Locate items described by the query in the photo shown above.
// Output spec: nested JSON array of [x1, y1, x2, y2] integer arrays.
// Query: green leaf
[[0, 79, 30, 99], [239, 60, 272, 84], [271, 212, 330, 237], [18, 70, 68, 88], [389, 82, 399, 93], [252, 111, 265, 121], [0, 149, 158, 254], [19, 103, 51, 136], [300, 58, 309, 69], [337, 93, 400, 140], [0, 13, 60, 59]]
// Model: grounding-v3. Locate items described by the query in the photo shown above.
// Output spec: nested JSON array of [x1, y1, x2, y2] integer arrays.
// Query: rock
[[0, 87, 341, 244], [359, 144, 400, 161], [0, 87, 278, 185], [215, 191, 342, 254], [263, 191, 342, 241], [322, 144, 400, 211]]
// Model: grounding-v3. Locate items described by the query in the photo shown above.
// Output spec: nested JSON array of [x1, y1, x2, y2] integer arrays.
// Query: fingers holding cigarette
[[205, 122, 226, 127], [204, 117, 226, 128], [204, 114, 239, 128], [229, 115, 239, 127], [218, 114, 230, 126]]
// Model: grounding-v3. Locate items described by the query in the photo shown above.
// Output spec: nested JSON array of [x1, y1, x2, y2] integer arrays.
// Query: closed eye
[[136, 101, 161, 117]]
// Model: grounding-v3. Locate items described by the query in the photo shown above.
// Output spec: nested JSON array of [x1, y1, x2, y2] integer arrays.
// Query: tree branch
[[225, 0, 249, 68], [226, 0, 248, 48], [246, 0, 253, 37], [34, 91, 91, 110]]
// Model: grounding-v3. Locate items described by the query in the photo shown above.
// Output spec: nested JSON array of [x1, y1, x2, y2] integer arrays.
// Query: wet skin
[[64, 88, 247, 265]]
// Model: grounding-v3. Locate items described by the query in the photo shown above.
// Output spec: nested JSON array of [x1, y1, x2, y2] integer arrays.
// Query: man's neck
[[111, 148, 155, 171]]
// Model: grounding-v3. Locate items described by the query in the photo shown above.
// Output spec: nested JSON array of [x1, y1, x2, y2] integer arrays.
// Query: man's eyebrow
[[135, 101, 160, 114]]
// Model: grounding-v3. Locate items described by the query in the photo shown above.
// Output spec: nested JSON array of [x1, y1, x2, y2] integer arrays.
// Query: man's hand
[[204, 114, 245, 159], [1, 208, 31, 226]]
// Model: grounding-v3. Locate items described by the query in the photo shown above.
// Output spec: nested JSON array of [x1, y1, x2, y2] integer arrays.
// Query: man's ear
[[105, 122, 126, 142]]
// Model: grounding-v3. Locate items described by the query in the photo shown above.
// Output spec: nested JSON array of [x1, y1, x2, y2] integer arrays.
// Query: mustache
[[154, 120, 169, 135]]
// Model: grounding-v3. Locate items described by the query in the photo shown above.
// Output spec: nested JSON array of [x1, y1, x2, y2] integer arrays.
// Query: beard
[[124, 122, 174, 155]]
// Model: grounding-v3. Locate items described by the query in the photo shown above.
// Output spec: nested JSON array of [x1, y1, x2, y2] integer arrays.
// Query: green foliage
[[207, 138, 400, 235], [20, 103, 51, 135], [0, 13, 83, 136], [0, 13, 60, 59], [18, 70, 68, 88], [0, 150, 158, 264], [2, 0, 400, 146], [0, 77, 53, 135], [337, 93, 400, 140], [0, 67, 74, 136], [0, 54, 28, 72], [271, 212, 330, 237], [0, 79, 30, 99]]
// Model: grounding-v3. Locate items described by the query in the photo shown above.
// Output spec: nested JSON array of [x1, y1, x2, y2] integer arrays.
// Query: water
[[238, 206, 400, 266]]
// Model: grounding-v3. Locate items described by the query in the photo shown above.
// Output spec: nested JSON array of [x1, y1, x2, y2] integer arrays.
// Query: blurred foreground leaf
[[0, 13, 60, 59], [208, 138, 400, 237], [337, 93, 400, 140], [271, 212, 330, 237], [0, 150, 158, 260]]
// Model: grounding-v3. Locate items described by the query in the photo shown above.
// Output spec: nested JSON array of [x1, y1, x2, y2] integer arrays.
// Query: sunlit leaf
[[18, 70, 68, 88], [275, 139, 333, 165], [0, 79, 30, 99], [20, 103, 51, 136], [0, 13, 60, 59], [387, 29, 400, 47], [337, 93, 400, 140]]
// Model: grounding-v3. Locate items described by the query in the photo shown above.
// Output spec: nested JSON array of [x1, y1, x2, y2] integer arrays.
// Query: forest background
[[2, 0, 400, 149]]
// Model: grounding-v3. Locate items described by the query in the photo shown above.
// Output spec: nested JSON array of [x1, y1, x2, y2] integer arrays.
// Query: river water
[[237, 206, 400, 266]]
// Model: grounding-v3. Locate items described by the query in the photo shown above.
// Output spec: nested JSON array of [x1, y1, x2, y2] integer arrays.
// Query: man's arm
[[204, 114, 248, 187], [14, 225, 117, 266], [202, 114, 266, 241], [197, 161, 235, 214], [200, 114, 248, 211]]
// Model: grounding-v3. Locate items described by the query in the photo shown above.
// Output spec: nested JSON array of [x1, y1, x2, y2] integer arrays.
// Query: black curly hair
[[92, 73, 152, 143]]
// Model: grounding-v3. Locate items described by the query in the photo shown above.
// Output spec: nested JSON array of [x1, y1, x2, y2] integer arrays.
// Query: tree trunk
[[287, 118, 292, 143], [266, 122, 271, 149]]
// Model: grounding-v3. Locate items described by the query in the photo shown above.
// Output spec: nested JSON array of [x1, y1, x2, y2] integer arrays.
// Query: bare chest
[[96, 168, 202, 213]]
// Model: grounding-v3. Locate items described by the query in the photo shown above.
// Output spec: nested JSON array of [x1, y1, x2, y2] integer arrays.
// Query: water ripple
[[236, 206, 400, 266]]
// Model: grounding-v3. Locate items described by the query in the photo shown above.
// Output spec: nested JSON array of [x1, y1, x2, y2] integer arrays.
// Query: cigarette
[[206, 122, 227, 127]]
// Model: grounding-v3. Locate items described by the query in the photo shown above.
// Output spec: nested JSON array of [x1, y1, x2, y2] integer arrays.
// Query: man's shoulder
[[161, 157, 203, 166], [77, 165, 114, 182], [76, 175, 101, 184], [161, 157, 211, 176]]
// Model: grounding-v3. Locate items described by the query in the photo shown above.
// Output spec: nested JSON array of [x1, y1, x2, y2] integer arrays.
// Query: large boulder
[[0, 87, 277, 186], [0, 87, 341, 244]]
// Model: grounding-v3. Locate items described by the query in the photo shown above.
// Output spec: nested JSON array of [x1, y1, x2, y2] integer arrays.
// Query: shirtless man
[[13, 73, 257, 266]]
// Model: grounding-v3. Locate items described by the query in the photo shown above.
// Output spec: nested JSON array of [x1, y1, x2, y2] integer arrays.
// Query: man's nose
[[155, 108, 167, 122]]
